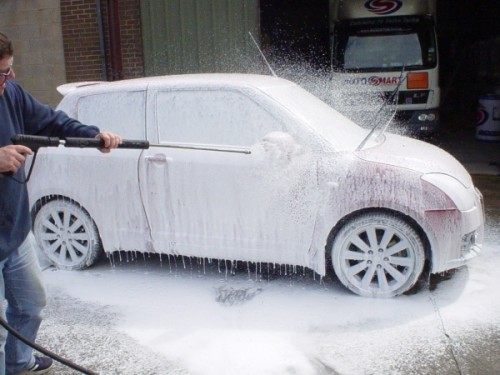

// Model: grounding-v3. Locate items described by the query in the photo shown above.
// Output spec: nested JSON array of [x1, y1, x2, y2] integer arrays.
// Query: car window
[[77, 91, 146, 139], [155, 89, 282, 146]]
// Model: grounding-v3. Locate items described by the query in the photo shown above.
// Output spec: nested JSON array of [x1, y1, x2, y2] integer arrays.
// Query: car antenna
[[248, 31, 277, 77], [356, 66, 406, 151]]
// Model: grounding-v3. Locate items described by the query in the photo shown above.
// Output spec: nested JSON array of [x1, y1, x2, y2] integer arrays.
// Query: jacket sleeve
[[17, 82, 100, 138]]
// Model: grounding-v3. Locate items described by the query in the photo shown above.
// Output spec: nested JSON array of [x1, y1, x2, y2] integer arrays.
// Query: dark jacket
[[0, 80, 100, 260]]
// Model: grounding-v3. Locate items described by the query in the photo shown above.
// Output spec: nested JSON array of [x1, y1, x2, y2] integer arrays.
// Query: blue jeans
[[0, 233, 47, 375]]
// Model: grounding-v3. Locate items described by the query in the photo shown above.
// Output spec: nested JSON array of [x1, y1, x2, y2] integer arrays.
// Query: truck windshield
[[334, 16, 436, 72]]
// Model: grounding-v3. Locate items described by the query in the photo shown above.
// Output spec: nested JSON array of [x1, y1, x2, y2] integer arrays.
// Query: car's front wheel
[[331, 212, 425, 298], [33, 198, 102, 270]]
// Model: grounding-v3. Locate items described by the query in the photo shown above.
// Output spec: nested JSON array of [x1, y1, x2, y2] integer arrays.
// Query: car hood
[[355, 133, 473, 188]]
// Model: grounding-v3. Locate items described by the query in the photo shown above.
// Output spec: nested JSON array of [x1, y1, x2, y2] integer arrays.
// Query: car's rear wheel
[[33, 198, 102, 270], [331, 212, 425, 298]]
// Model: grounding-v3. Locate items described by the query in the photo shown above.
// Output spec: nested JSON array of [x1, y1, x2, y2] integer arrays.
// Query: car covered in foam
[[27, 74, 484, 297]]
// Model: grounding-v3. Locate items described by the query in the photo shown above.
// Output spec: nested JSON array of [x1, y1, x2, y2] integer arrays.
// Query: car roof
[[56, 73, 370, 152], [58, 73, 296, 98]]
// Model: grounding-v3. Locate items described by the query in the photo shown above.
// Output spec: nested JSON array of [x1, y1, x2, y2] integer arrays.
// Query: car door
[[139, 85, 320, 266], [71, 89, 150, 252]]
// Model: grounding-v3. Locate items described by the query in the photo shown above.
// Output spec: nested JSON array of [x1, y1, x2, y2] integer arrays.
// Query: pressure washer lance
[[12, 133, 150, 151], [3, 134, 251, 183]]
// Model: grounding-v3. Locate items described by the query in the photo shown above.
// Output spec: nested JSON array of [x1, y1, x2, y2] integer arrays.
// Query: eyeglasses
[[0, 66, 12, 85]]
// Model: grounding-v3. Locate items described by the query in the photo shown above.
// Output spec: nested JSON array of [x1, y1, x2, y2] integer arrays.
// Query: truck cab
[[330, 0, 439, 135]]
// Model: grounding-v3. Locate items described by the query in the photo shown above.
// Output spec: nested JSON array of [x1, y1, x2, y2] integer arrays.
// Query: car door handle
[[145, 154, 168, 163]]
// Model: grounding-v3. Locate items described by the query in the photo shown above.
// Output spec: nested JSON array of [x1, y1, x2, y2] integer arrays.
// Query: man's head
[[0, 32, 13, 59], [0, 32, 14, 95]]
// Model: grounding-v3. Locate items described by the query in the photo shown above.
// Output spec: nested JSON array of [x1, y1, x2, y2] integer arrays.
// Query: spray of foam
[[244, 48, 409, 137]]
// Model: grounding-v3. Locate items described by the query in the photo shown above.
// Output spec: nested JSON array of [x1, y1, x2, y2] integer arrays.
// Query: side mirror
[[252, 131, 303, 161]]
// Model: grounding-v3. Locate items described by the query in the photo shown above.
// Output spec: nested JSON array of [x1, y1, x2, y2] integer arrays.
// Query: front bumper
[[426, 187, 484, 273]]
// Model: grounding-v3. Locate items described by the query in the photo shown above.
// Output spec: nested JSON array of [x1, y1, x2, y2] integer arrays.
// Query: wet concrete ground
[[429, 128, 500, 375], [37, 291, 185, 375], [434, 173, 500, 375]]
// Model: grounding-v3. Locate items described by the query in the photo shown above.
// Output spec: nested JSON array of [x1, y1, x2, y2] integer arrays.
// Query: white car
[[27, 74, 484, 297]]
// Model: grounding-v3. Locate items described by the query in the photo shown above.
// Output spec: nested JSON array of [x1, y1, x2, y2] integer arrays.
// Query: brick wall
[[0, 0, 67, 107], [60, 0, 144, 83], [117, 0, 144, 79], [60, 0, 103, 81]]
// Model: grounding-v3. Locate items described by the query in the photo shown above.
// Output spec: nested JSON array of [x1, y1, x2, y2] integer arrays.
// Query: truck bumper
[[394, 108, 440, 135]]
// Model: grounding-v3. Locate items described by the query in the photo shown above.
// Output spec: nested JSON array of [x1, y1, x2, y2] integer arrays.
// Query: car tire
[[331, 212, 425, 298], [33, 198, 103, 270]]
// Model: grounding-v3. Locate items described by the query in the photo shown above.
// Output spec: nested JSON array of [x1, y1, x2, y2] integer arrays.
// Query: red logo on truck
[[364, 0, 403, 15], [369, 76, 401, 86], [344, 76, 401, 86]]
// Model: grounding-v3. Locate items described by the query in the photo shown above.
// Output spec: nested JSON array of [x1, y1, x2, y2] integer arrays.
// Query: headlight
[[421, 173, 475, 211], [417, 112, 437, 122], [417, 113, 437, 122]]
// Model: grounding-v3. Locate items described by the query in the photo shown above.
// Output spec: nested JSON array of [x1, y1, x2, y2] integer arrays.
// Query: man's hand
[[0, 145, 32, 173], [95, 132, 122, 153]]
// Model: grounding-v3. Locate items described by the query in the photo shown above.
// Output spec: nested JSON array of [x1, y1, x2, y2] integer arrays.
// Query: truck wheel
[[33, 199, 102, 270], [331, 212, 425, 298]]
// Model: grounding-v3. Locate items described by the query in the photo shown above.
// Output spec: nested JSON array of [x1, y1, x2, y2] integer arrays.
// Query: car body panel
[[139, 143, 319, 266], [356, 133, 473, 188], [28, 148, 150, 252]]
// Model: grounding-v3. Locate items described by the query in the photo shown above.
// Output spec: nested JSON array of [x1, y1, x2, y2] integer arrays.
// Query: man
[[0, 33, 121, 374]]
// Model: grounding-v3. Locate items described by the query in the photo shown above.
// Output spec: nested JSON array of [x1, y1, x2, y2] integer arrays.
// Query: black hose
[[0, 316, 98, 375]]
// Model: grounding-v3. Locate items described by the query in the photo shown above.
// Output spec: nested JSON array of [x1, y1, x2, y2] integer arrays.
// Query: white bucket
[[476, 94, 500, 141]]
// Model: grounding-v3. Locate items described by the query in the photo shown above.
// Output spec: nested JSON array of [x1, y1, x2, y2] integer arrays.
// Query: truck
[[329, 0, 439, 135]]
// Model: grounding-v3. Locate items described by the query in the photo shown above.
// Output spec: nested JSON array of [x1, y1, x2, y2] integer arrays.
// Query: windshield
[[262, 83, 368, 151], [334, 16, 437, 72], [345, 33, 422, 69]]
